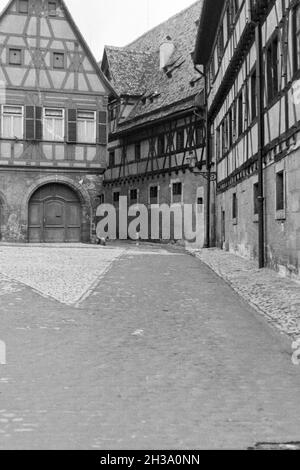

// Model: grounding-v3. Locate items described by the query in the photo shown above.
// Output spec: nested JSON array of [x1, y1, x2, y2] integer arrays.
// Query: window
[[238, 92, 243, 136], [293, 4, 300, 73], [172, 182, 182, 203], [228, 109, 233, 148], [195, 126, 204, 147], [130, 189, 138, 204], [266, 36, 279, 104], [1, 105, 23, 139], [98, 194, 105, 205], [19, 0, 29, 13], [176, 129, 185, 152], [253, 183, 259, 215], [232, 193, 238, 220], [157, 135, 165, 155], [113, 191, 120, 205], [217, 24, 224, 64], [276, 171, 285, 211], [251, 68, 257, 121], [149, 186, 158, 204], [53, 52, 65, 69], [9, 48, 22, 66], [209, 58, 215, 85], [109, 151, 115, 168], [48, 1, 57, 16], [43, 108, 64, 141], [135, 142, 141, 161], [77, 110, 96, 143], [228, 0, 238, 28], [216, 126, 221, 161]]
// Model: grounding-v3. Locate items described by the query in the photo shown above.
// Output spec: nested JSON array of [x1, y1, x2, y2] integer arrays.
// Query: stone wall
[[215, 145, 300, 279], [0, 170, 103, 243]]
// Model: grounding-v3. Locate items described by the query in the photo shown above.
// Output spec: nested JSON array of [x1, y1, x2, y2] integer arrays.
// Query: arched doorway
[[28, 184, 82, 243]]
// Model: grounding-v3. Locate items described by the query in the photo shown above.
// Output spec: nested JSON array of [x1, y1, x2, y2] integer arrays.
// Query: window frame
[[129, 188, 138, 205], [149, 184, 159, 205], [135, 142, 141, 161], [77, 110, 97, 144], [157, 134, 165, 156], [109, 150, 115, 169], [8, 47, 23, 66], [1, 104, 24, 140], [293, 3, 300, 75], [276, 170, 285, 214], [112, 190, 120, 206], [18, 0, 29, 14], [176, 129, 185, 152], [232, 192, 238, 221], [52, 51, 65, 70], [251, 67, 257, 121], [48, 1, 57, 16], [43, 107, 65, 142], [172, 181, 183, 204], [266, 34, 279, 105]]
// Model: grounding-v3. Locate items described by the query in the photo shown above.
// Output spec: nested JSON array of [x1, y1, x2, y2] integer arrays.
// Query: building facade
[[100, 1, 208, 246], [0, 0, 113, 243], [194, 0, 300, 277]]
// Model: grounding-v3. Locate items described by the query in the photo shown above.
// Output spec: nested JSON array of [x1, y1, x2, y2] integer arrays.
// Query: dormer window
[[48, 1, 57, 16], [19, 0, 29, 14], [9, 48, 22, 66]]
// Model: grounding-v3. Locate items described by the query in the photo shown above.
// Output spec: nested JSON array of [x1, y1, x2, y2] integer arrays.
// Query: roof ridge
[[126, 0, 202, 49], [105, 45, 153, 56]]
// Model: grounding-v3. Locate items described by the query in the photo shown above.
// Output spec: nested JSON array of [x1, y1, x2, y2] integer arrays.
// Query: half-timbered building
[[0, 0, 113, 243], [101, 1, 208, 246], [194, 0, 300, 277]]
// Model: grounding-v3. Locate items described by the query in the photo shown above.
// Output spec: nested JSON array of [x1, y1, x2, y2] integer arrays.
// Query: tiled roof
[[104, 46, 155, 96], [102, 0, 204, 132]]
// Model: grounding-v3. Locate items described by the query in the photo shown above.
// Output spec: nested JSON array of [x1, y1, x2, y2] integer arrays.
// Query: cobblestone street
[[0, 243, 300, 450]]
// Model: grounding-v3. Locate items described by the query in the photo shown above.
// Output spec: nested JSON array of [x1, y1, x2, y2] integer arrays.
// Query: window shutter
[[35, 106, 42, 141], [98, 110, 107, 145], [68, 109, 77, 143], [25, 105, 35, 140]]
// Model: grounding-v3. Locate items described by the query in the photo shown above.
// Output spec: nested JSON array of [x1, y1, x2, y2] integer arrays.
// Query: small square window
[[130, 189, 138, 203], [113, 191, 120, 204], [135, 142, 141, 161], [276, 171, 285, 212], [19, 0, 29, 13], [53, 52, 65, 69], [176, 129, 185, 152], [253, 183, 259, 215], [157, 135, 165, 155], [149, 186, 158, 204], [173, 182, 182, 197], [109, 151, 115, 168], [48, 1, 57, 16], [9, 48, 22, 66], [232, 192, 238, 220]]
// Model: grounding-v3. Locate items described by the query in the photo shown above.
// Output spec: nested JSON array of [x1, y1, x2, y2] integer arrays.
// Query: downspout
[[204, 65, 211, 248], [255, 21, 265, 268], [194, 64, 211, 248]]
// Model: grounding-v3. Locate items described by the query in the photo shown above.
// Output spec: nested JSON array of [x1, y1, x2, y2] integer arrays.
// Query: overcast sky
[[0, 0, 197, 61]]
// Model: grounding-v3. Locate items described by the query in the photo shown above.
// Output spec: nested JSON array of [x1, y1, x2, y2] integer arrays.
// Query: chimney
[[159, 36, 175, 70]]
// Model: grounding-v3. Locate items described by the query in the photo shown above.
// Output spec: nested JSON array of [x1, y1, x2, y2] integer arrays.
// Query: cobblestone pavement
[[0, 243, 300, 449], [0, 244, 125, 305], [189, 248, 300, 339]]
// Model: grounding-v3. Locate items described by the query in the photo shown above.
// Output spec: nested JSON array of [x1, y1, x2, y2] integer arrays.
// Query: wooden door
[[28, 184, 81, 243]]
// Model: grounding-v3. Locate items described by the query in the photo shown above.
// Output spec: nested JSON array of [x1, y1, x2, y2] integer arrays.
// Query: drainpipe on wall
[[204, 65, 211, 248], [194, 64, 211, 248], [255, 21, 265, 269]]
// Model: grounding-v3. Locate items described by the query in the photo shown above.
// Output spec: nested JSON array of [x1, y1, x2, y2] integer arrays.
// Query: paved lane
[[0, 244, 299, 449]]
